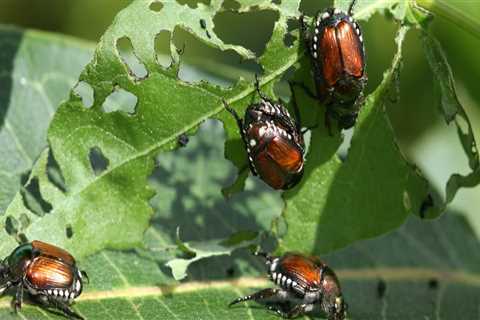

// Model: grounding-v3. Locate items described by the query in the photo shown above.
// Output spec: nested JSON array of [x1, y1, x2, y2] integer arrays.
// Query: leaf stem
[[415, 0, 480, 40]]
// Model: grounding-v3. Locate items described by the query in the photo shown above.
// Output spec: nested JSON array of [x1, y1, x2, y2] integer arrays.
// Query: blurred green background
[[0, 0, 479, 231]]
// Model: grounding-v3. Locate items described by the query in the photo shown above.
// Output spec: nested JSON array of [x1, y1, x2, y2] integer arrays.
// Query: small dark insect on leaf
[[226, 267, 235, 277], [420, 194, 434, 219], [377, 279, 387, 298], [66, 225, 74, 238], [178, 134, 189, 147], [428, 278, 439, 290], [199, 19, 211, 38]]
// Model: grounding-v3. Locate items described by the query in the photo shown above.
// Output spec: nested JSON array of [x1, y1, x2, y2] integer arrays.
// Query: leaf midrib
[[0, 267, 478, 309], [14, 47, 303, 237]]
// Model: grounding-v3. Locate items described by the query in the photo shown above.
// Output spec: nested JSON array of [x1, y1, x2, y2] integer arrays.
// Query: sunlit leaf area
[[0, 0, 479, 319]]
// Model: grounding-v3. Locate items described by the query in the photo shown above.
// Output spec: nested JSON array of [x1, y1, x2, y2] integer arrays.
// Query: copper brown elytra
[[229, 252, 347, 320], [0, 241, 87, 319], [301, 0, 367, 130], [224, 78, 305, 190]]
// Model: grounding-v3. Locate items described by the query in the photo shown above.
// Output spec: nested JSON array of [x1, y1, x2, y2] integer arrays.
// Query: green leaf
[[421, 31, 480, 208], [143, 120, 282, 280], [1, 213, 478, 319], [280, 26, 434, 254], [0, 26, 93, 213], [1, 0, 479, 292], [0, 0, 262, 259], [166, 230, 257, 280]]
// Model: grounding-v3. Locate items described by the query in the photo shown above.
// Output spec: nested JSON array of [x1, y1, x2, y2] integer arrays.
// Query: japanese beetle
[[224, 80, 305, 190], [0, 241, 87, 319], [230, 252, 347, 320], [301, 0, 367, 130]]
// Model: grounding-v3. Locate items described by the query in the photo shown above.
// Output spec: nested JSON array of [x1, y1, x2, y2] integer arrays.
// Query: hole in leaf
[[149, 1, 164, 12], [172, 27, 261, 87], [116, 37, 148, 79], [284, 18, 299, 47], [155, 30, 173, 68], [5, 216, 19, 236], [66, 224, 74, 238], [213, 10, 279, 57], [272, 0, 281, 4], [299, 0, 331, 17], [176, 0, 210, 9], [89, 147, 110, 176], [102, 87, 138, 114], [47, 149, 67, 193], [222, 0, 240, 10], [20, 177, 53, 216], [73, 81, 94, 108]]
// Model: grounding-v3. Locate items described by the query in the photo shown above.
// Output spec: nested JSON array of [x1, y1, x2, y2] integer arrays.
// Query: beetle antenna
[[223, 99, 244, 134], [254, 74, 269, 101], [81, 271, 90, 284], [348, 0, 357, 16]]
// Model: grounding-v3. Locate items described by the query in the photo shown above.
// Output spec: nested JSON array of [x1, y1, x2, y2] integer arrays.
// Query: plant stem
[[416, 0, 480, 40]]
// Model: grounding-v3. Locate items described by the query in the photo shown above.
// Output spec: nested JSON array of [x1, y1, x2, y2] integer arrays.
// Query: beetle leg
[[80, 270, 90, 284], [290, 81, 318, 100], [13, 282, 23, 312], [254, 74, 269, 102], [288, 82, 303, 133], [229, 288, 288, 307], [47, 296, 84, 320], [348, 0, 358, 16], [223, 99, 257, 174], [223, 99, 244, 135], [271, 303, 311, 319], [299, 14, 310, 53]]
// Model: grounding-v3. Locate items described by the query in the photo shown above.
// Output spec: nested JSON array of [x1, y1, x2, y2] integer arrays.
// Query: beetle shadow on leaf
[[0, 28, 23, 129]]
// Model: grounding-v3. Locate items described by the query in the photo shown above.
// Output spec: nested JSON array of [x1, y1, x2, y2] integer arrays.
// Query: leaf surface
[[1, 213, 478, 319], [0, 27, 93, 212]]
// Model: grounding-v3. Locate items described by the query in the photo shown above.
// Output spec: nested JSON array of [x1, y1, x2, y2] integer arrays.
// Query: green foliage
[[0, 27, 92, 213], [1, 213, 478, 319], [0, 0, 480, 318]]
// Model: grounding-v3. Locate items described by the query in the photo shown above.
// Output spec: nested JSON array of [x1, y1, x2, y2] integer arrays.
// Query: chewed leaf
[[167, 230, 257, 280], [280, 26, 435, 254], [0, 0, 284, 259], [143, 120, 281, 280], [421, 32, 480, 206], [0, 27, 92, 213], [2, 213, 479, 319]]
